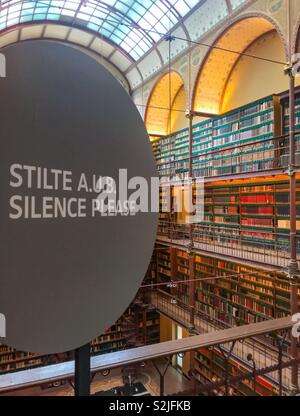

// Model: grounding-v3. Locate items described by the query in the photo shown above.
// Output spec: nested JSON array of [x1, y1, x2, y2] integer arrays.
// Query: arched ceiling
[[0, 1, 250, 90], [0, 23, 130, 91], [193, 17, 281, 115], [0, 1, 197, 59], [145, 71, 185, 136]]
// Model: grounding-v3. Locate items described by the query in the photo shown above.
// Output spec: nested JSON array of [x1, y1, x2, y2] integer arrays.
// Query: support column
[[170, 247, 177, 295], [186, 110, 196, 329], [152, 356, 172, 396], [142, 308, 147, 345], [74, 343, 91, 396], [189, 349, 197, 395], [188, 246, 196, 329], [187, 111, 194, 179], [286, 67, 299, 393]]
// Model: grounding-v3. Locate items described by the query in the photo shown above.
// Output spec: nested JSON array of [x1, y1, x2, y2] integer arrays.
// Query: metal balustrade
[[157, 221, 300, 268], [149, 289, 295, 391], [157, 133, 300, 181]]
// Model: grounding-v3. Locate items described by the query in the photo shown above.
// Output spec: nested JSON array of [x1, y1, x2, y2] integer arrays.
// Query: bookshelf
[[155, 247, 300, 327], [153, 135, 175, 179], [194, 253, 299, 326], [184, 178, 300, 256], [193, 347, 277, 396], [156, 249, 172, 291], [280, 88, 300, 165], [153, 95, 282, 181], [176, 250, 190, 304], [174, 128, 190, 179]]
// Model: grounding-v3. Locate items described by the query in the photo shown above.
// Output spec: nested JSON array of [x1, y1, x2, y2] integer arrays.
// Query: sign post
[[75, 344, 91, 397]]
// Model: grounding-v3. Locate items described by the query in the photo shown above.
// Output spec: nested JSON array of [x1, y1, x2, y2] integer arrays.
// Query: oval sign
[[0, 40, 158, 354]]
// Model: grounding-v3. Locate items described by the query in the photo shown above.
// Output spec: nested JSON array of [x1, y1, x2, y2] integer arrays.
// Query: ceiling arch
[[0, 22, 131, 91], [192, 14, 288, 115], [0, 0, 198, 61], [0, 1, 252, 90], [145, 71, 186, 136], [293, 11, 300, 54]]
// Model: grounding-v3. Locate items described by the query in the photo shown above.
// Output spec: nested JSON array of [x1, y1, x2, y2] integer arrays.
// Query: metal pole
[[187, 111, 196, 328], [159, 374, 164, 396], [75, 343, 91, 396], [278, 344, 283, 396], [152, 357, 172, 397], [288, 71, 299, 393], [188, 112, 193, 178], [188, 249, 195, 328]]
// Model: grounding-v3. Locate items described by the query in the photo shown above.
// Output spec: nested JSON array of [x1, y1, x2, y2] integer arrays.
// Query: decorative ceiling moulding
[[130, 0, 252, 94], [291, 3, 300, 54], [156, 25, 189, 66], [0, 22, 130, 93], [0, 16, 136, 62], [126, 67, 143, 90], [244, 0, 289, 55], [184, 0, 229, 42], [0, 0, 199, 91], [144, 70, 187, 137], [0, 19, 135, 63], [124, 1, 195, 75], [192, 11, 288, 115]]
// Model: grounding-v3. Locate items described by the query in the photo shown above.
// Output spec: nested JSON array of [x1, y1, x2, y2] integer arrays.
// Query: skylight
[[0, 0, 199, 60]]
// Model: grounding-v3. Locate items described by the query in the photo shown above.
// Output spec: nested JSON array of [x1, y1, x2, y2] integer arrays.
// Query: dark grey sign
[[0, 40, 158, 354]]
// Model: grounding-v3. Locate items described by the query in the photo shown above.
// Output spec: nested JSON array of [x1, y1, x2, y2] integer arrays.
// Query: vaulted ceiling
[[0, 0, 250, 90]]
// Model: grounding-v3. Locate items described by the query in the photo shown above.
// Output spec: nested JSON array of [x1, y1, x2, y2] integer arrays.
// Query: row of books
[[153, 96, 278, 181], [157, 267, 171, 277], [92, 340, 126, 355], [240, 194, 273, 204], [239, 111, 272, 129], [240, 99, 273, 117]]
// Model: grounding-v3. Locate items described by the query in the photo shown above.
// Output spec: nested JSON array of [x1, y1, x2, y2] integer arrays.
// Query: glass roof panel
[[0, 0, 198, 60]]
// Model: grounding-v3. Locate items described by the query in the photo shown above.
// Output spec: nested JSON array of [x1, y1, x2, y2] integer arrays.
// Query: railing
[[157, 220, 300, 268], [157, 132, 300, 181], [150, 289, 295, 393], [191, 136, 286, 179]]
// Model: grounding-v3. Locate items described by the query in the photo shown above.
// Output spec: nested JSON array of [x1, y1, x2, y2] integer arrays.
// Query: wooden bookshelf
[[194, 347, 277, 396], [152, 94, 282, 182], [155, 246, 300, 327], [156, 249, 171, 291], [192, 179, 300, 251], [194, 253, 300, 325]]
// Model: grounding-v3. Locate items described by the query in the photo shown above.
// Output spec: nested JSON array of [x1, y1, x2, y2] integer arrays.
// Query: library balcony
[[149, 289, 297, 394], [191, 136, 293, 181], [157, 221, 299, 269], [157, 133, 300, 183]]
